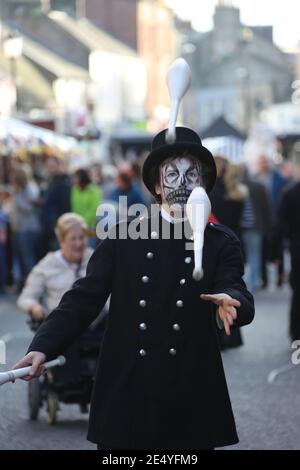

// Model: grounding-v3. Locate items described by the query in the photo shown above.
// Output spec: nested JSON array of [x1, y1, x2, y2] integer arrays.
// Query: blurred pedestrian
[[39, 156, 71, 257], [131, 160, 151, 206], [89, 163, 103, 187], [209, 157, 248, 349], [255, 155, 288, 288], [71, 168, 101, 248], [209, 156, 247, 240], [100, 165, 117, 199], [274, 148, 300, 340], [0, 204, 8, 294], [109, 163, 148, 219], [241, 167, 272, 292], [9, 166, 40, 288]]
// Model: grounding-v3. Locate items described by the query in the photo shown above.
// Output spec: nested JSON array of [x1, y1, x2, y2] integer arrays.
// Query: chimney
[[213, 3, 241, 55]]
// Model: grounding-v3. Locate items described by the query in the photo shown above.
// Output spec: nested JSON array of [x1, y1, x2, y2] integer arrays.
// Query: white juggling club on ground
[[166, 58, 192, 143], [186, 187, 211, 281], [0, 355, 66, 386]]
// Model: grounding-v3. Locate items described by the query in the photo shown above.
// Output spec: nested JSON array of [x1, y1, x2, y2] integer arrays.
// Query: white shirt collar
[[160, 206, 187, 224]]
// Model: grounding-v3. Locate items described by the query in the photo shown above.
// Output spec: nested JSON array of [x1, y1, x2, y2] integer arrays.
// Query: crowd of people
[[0, 146, 299, 347], [0, 155, 149, 294]]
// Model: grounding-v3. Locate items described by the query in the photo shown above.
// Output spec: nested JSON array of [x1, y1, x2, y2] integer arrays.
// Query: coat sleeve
[[17, 259, 47, 313], [212, 234, 255, 328], [27, 236, 115, 360]]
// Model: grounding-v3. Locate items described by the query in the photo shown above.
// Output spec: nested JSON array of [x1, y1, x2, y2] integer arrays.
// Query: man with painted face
[[158, 155, 203, 207], [14, 127, 254, 450]]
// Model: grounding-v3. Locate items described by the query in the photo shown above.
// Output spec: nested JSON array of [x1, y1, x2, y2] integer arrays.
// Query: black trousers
[[262, 235, 284, 286]]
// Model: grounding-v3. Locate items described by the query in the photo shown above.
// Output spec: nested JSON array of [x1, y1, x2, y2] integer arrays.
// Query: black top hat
[[142, 126, 217, 197]]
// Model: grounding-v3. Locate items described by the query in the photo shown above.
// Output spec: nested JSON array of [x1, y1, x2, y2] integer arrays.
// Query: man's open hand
[[200, 293, 241, 336]]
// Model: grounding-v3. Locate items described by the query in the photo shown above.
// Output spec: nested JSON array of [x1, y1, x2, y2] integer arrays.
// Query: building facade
[[137, 0, 179, 129], [181, 3, 294, 133]]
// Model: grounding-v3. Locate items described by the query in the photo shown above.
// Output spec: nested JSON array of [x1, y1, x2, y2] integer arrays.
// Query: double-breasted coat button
[[173, 323, 181, 331], [146, 252, 154, 259], [139, 300, 146, 307], [176, 300, 183, 308], [139, 322, 147, 331], [169, 348, 177, 355], [185, 257, 192, 264], [151, 231, 158, 239], [142, 276, 149, 283], [139, 349, 147, 356], [179, 278, 186, 285]]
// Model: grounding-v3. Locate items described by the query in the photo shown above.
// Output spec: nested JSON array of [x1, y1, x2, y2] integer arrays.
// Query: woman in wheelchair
[[18, 213, 92, 320], [17, 213, 106, 423]]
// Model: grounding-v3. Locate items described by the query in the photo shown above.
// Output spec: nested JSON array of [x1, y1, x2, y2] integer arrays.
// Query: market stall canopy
[[109, 127, 154, 159], [201, 116, 246, 163], [0, 116, 79, 154]]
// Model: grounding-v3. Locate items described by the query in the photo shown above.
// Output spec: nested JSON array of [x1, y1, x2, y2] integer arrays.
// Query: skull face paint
[[159, 157, 203, 208]]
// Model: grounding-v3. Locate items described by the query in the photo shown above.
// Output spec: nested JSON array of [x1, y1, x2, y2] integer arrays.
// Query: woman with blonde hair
[[209, 156, 248, 349], [210, 155, 248, 240], [17, 213, 103, 404], [17, 213, 92, 320]]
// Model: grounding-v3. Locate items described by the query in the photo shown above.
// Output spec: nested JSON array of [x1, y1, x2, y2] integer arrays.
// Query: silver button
[[139, 322, 147, 331], [185, 257, 192, 264], [139, 300, 146, 307], [169, 348, 177, 355], [176, 300, 183, 308], [139, 349, 147, 356], [151, 231, 158, 239], [140, 216, 145, 221], [179, 278, 186, 285], [173, 323, 180, 331], [146, 252, 154, 259], [142, 275, 149, 283]]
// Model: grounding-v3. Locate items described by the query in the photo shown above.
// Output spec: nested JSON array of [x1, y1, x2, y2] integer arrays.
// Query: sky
[[166, 0, 300, 52]]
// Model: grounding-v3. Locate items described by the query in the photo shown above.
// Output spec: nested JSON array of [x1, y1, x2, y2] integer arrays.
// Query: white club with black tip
[[186, 187, 211, 281], [166, 58, 192, 144]]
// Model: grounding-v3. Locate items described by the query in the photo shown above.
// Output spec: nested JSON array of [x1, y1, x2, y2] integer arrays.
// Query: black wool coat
[[28, 214, 255, 450]]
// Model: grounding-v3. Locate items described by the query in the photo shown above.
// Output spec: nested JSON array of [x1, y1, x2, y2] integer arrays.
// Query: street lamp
[[3, 33, 23, 114]]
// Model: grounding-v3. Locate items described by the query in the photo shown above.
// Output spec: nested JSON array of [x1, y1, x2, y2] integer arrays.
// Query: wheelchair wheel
[[47, 391, 58, 425], [28, 378, 42, 421]]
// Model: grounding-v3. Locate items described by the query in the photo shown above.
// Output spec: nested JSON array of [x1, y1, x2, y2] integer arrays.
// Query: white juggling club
[[186, 187, 211, 281], [0, 355, 66, 386], [166, 58, 192, 143]]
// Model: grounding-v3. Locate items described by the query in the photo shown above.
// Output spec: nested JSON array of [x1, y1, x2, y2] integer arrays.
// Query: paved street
[[0, 285, 299, 450]]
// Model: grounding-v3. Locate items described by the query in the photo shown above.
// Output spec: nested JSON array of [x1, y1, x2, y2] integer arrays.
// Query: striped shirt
[[241, 197, 256, 229]]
